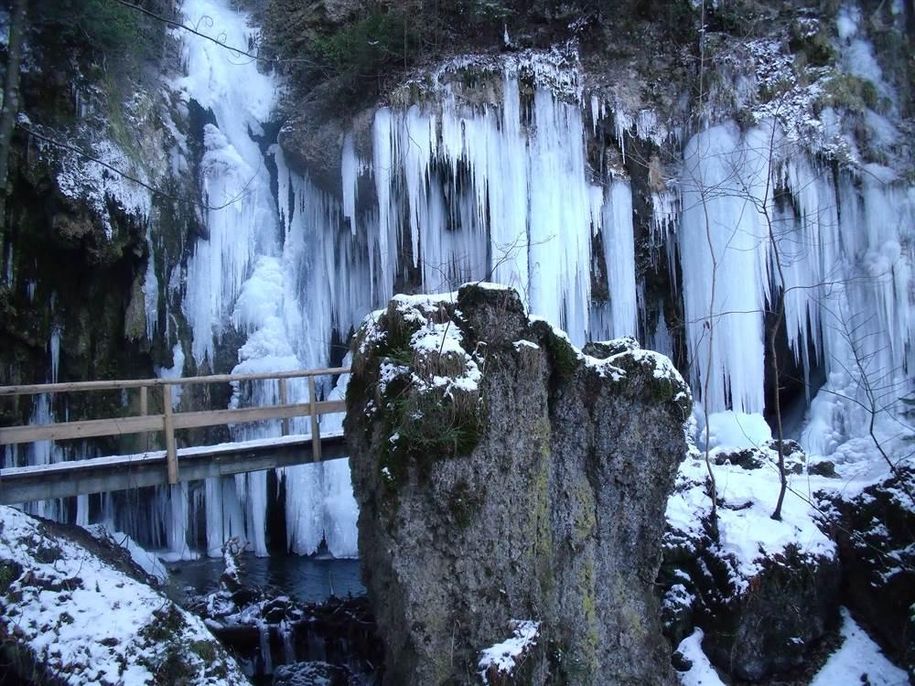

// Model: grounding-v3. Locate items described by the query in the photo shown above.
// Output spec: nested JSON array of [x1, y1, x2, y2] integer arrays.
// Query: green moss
[[571, 483, 597, 550], [373, 307, 422, 364], [310, 10, 418, 86], [140, 605, 186, 644], [532, 441, 554, 595], [32, 0, 153, 57], [0, 560, 23, 597], [789, 26, 836, 68], [550, 560, 601, 684], [447, 479, 484, 529], [379, 388, 484, 493], [189, 640, 216, 663], [33, 542, 63, 565], [151, 646, 196, 686], [819, 73, 881, 113], [604, 351, 692, 421], [532, 321, 580, 386]]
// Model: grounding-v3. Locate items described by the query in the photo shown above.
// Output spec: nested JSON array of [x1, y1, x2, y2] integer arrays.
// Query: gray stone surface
[[345, 284, 691, 685], [821, 467, 915, 673]]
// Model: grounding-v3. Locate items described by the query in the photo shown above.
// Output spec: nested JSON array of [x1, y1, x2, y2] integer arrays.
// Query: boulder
[[660, 463, 841, 682], [701, 547, 841, 680], [820, 467, 915, 672], [0, 506, 247, 685], [345, 284, 691, 685]]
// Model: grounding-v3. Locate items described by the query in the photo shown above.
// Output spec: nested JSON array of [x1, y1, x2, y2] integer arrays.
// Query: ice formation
[[15, 0, 914, 564]]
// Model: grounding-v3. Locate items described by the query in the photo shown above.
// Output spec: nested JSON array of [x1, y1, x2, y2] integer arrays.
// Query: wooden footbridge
[[0, 368, 349, 505]]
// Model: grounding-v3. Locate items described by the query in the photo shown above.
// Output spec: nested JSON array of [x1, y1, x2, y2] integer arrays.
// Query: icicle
[[258, 621, 273, 675], [678, 121, 774, 414], [373, 109, 396, 303], [177, 0, 280, 367], [600, 180, 637, 338], [341, 133, 359, 234], [49, 327, 61, 384]]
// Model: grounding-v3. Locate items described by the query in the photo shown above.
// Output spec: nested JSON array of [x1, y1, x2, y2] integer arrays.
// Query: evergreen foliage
[[30, 0, 159, 62]]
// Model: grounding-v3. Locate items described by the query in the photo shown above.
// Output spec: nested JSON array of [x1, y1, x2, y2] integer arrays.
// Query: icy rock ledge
[[346, 283, 690, 685], [818, 466, 915, 672], [0, 505, 248, 685], [661, 441, 842, 682]]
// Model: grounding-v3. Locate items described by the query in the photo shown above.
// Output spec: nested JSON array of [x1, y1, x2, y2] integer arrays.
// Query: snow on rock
[[348, 284, 687, 683], [817, 467, 915, 670], [674, 629, 726, 686], [478, 620, 542, 685], [0, 506, 247, 685], [54, 137, 152, 239], [662, 440, 842, 680], [668, 451, 836, 593], [702, 411, 772, 450], [811, 608, 910, 686], [358, 289, 485, 405], [81, 524, 168, 585]]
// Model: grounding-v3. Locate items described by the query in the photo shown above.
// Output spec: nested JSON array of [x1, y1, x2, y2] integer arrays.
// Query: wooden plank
[[0, 400, 346, 446], [278, 378, 289, 436], [0, 434, 349, 504], [309, 377, 321, 462], [0, 367, 350, 397], [139, 386, 148, 416], [170, 400, 345, 431], [163, 384, 178, 485], [0, 414, 164, 445]]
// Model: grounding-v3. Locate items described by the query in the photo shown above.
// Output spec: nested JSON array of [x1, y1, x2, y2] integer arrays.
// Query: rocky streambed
[[0, 506, 383, 685]]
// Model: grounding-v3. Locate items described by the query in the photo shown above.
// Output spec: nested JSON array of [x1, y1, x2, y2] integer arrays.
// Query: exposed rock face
[[345, 284, 691, 685], [663, 537, 841, 681], [820, 467, 915, 672], [701, 548, 841, 681]]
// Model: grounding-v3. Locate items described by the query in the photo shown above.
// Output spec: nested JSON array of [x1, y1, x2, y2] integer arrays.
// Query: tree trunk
[[0, 0, 28, 241]]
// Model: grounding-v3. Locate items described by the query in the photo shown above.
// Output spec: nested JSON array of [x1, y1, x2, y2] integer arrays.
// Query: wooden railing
[[0, 367, 349, 486]]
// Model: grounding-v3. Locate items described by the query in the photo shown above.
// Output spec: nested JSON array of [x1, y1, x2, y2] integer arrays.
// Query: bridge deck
[[0, 367, 351, 505], [0, 432, 347, 505]]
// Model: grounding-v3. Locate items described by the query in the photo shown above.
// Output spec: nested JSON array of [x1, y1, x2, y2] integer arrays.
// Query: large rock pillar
[[346, 284, 690, 684]]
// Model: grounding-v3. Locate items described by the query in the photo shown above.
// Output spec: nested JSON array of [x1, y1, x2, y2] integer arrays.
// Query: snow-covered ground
[[677, 609, 909, 686], [0, 506, 247, 685], [668, 405, 913, 684]]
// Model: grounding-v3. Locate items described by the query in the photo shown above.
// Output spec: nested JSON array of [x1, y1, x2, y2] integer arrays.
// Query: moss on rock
[[347, 286, 688, 685]]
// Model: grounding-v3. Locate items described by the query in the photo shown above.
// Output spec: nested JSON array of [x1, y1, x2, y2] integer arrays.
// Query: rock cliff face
[[345, 284, 691, 685]]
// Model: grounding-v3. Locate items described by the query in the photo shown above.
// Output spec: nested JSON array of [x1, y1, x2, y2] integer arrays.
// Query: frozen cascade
[[273, 154, 364, 557], [18, 52, 648, 557], [22, 395, 60, 521], [23, 3, 912, 561], [678, 120, 915, 461], [173, 0, 363, 558], [679, 122, 774, 414], [177, 0, 279, 367], [599, 179, 637, 340], [368, 72, 631, 344]]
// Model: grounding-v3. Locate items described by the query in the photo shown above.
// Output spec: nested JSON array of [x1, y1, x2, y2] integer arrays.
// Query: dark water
[[164, 553, 364, 604]]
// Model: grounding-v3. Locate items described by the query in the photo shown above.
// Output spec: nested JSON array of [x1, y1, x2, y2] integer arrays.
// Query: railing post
[[162, 383, 178, 485], [308, 376, 321, 462], [278, 378, 289, 436], [140, 385, 149, 451]]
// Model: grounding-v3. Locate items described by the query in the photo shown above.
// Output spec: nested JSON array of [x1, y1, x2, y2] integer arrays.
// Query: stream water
[[165, 553, 364, 604]]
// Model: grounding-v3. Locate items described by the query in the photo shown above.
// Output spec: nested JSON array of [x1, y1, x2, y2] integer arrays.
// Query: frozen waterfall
[[16, 0, 914, 559]]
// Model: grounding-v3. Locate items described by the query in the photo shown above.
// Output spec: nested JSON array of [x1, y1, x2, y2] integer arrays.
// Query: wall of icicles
[[5, 0, 913, 559]]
